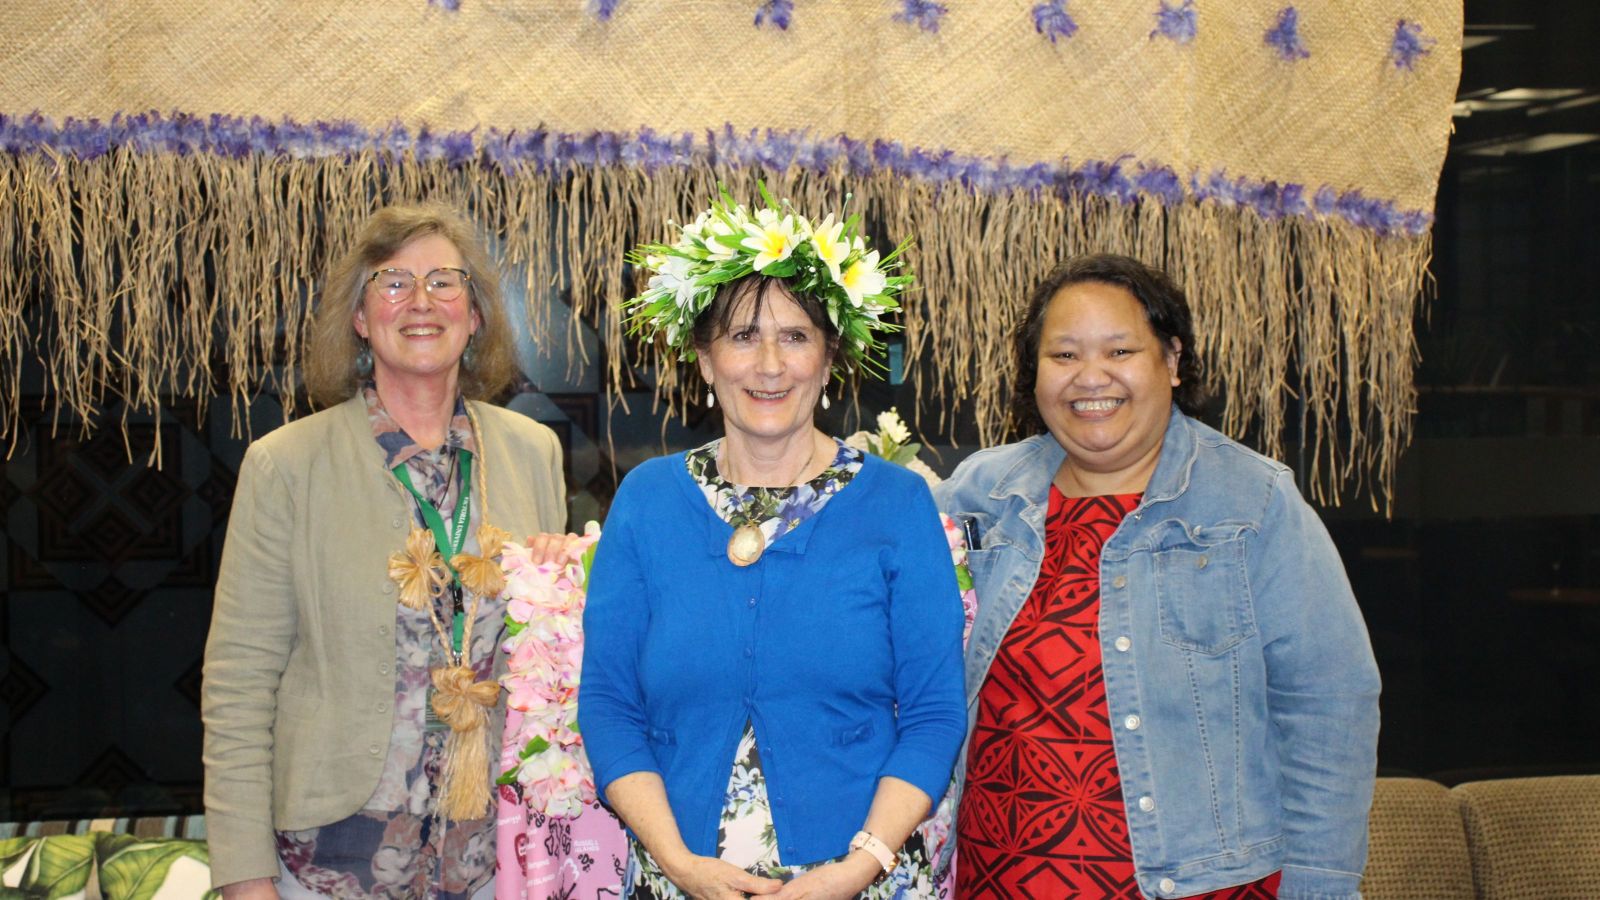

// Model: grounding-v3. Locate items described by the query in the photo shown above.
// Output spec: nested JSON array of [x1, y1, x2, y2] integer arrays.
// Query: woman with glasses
[[202, 203, 567, 899]]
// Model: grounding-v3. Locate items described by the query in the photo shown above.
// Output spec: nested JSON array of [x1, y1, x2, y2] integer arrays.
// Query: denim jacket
[[933, 408, 1380, 900]]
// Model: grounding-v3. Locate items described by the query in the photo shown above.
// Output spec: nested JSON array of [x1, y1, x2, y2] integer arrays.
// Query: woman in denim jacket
[[934, 255, 1380, 900]]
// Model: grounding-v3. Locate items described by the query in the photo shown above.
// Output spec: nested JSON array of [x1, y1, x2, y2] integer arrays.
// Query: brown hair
[[1009, 253, 1206, 434], [303, 203, 516, 406]]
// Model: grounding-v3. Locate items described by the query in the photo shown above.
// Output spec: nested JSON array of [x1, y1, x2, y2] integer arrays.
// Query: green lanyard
[[392, 451, 473, 654]]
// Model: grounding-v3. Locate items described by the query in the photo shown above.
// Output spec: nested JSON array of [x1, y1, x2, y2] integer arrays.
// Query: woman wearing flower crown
[[202, 203, 567, 899], [578, 189, 966, 899]]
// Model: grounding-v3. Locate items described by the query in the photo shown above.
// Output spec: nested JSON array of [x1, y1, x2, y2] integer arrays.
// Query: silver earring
[[461, 334, 477, 370], [821, 392, 830, 410], [355, 341, 373, 378], [706, 388, 715, 408]]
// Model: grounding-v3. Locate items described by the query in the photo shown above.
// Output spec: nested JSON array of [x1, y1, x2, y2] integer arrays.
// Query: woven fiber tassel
[[430, 665, 502, 821]]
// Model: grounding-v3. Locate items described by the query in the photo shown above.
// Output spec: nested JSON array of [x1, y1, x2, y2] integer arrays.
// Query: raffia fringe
[[0, 151, 1426, 511]]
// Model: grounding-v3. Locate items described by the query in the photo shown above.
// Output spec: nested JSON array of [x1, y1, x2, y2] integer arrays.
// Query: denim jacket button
[[1114, 635, 1131, 652], [1138, 795, 1155, 812], [1112, 575, 1128, 589], [1124, 714, 1141, 730], [1196, 555, 1209, 569], [1159, 877, 1177, 894]]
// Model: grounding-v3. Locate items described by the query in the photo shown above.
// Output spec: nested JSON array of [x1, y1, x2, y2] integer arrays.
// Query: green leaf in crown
[[624, 183, 911, 376]]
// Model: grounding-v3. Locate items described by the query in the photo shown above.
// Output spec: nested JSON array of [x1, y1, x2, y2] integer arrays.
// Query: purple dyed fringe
[[1032, 0, 1078, 44], [1151, 1, 1197, 44], [1389, 19, 1435, 70], [754, 0, 793, 30], [1264, 6, 1310, 61], [893, 0, 948, 33], [0, 111, 1432, 237]]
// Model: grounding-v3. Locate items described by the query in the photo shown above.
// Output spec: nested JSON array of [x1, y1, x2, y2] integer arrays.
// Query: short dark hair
[[691, 275, 841, 359], [1009, 253, 1205, 434]]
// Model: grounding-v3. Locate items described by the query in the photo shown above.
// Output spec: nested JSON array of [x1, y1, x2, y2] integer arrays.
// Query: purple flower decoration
[[754, 0, 793, 29], [1264, 7, 1309, 61], [429, 0, 460, 10], [589, 0, 620, 20], [1032, 1, 1078, 44], [893, 0, 948, 33], [1389, 19, 1435, 70], [1151, 1, 1197, 44]]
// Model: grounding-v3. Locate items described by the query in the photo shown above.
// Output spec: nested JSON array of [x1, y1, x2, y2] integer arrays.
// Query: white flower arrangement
[[845, 407, 940, 486], [625, 184, 912, 375]]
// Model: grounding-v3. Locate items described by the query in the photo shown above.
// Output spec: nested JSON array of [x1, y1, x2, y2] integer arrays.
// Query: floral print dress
[[627, 438, 940, 899], [274, 386, 501, 899]]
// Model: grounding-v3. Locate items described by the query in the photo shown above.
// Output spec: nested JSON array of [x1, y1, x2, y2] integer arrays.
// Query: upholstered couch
[[0, 815, 213, 899], [7, 776, 1600, 899], [1361, 774, 1600, 899]]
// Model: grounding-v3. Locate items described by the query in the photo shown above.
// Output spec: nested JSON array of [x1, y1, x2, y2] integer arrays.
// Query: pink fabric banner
[[496, 707, 628, 900]]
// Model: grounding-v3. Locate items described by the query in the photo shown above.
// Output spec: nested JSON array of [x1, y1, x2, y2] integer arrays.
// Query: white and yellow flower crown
[[624, 184, 912, 376]]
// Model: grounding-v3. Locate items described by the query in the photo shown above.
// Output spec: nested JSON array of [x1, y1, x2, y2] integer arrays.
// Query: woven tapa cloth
[[0, 0, 1461, 507]]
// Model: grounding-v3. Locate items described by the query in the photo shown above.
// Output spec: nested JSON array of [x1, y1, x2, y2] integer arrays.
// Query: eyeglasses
[[366, 267, 472, 304]]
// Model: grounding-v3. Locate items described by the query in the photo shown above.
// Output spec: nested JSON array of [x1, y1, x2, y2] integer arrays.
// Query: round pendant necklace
[[724, 435, 821, 567]]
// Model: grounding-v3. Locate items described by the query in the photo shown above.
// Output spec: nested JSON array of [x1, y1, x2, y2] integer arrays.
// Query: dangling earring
[[820, 392, 830, 410], [461, 333, 477, 370], [706, 388, 716, 408], [355, 340, 373, 378]]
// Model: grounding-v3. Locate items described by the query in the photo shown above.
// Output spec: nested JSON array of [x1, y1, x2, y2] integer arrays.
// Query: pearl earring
[[706, 388, 715, 408], [821, 393, 831, 410]]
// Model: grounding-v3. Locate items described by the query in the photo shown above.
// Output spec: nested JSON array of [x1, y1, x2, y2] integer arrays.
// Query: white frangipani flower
[[839, 250, 886, 307], [740, 214, 799, 271], [810, 215, 849, 283]]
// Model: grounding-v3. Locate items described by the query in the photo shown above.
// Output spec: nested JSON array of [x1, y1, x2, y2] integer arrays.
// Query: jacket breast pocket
[[1151, 521, 1256, 655]]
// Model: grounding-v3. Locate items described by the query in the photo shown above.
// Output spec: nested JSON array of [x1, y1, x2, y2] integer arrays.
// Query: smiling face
[[353, 233, 480, 393], [696, 281, 832, 447], [1035, 280, 1180, 490]]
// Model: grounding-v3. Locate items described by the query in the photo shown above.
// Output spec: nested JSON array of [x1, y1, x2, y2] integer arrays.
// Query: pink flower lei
[[496, 522, 602, 817]]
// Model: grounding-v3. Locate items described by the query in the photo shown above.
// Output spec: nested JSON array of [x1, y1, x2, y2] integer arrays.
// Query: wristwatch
[[849, 830, 896, 880]]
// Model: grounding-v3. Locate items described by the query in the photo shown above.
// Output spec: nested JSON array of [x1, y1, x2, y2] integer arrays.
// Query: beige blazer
[[201, 395, 565, 887]]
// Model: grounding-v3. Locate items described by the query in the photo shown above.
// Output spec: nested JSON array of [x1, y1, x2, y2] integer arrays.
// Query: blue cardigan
[[578, 451, 966, 865]]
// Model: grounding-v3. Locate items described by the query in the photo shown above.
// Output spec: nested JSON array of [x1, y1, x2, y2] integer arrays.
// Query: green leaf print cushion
[[95, 834, 217, 900], [0, 833, 95, 899]]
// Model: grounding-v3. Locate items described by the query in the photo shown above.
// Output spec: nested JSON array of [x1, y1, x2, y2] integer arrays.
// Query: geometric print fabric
[[956, 489, 1279, 899]]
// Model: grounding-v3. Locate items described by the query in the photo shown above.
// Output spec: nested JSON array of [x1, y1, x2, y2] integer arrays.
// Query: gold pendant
[[727, 523, 765, 567]]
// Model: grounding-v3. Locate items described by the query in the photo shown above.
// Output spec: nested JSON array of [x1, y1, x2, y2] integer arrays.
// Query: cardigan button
[[391, 517, 403, 529], [368, 743, 381, 756]]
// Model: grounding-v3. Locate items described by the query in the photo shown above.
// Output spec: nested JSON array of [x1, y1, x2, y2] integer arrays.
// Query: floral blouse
[[627, 438, 941, 899], [274, 385, 503, 899]]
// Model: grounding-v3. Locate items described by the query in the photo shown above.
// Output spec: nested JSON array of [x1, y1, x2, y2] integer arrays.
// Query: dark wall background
[[3, 0, 1598, 821]]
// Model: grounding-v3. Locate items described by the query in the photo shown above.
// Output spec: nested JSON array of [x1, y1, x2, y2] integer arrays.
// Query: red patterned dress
[[956, 488, 1280, 899]]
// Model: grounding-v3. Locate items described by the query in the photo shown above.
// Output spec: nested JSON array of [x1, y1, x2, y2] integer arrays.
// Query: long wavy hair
[[1008, 253, 1206, 435], [303, 203, 516, 407]]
